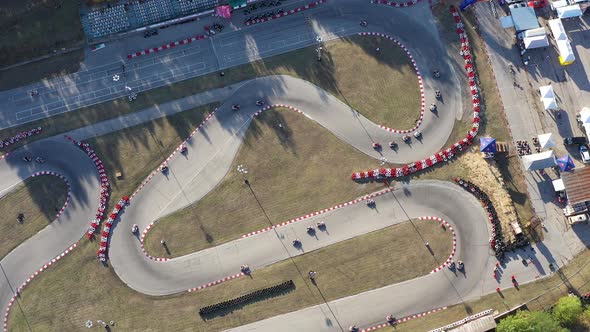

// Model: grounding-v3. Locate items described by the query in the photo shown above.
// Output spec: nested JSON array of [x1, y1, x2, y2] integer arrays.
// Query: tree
[[553, 295, 583, 326], [497, 310, 567, 332]]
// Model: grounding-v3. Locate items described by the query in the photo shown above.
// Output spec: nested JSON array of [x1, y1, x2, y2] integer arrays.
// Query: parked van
[[568, 214, 589, 225]]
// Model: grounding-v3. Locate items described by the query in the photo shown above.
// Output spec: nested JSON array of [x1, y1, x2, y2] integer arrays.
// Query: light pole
[[315, 36, 323, 62]]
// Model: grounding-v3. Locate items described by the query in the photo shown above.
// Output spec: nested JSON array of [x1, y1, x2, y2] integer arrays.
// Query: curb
[[417, 216, 458, 273], [3, 242, 78, 332], [357, 32, 425, 133], [30, 171, 71, 220], [127, 34, 208, 59], [361, 306, 447, 331], [187, 272, 245, 293]]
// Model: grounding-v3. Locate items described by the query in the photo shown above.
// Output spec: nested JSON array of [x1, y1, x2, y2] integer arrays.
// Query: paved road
[[0, 0, 461, 132]]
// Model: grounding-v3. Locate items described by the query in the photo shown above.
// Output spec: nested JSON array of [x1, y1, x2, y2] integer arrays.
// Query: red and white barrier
[[97, 196, 129, 261], [352, 6, 480, 181], [3, 242, 78, 332], [370, 0, 422, 8], [244, 0, 326, 26], [417, 216, 457, 273], [30, 171, 71, 220], [63, 136, 111, 242], [360, 306, 447, 331], [243, 187, 394, 237], [139, 222, 169, 262], [187, 272, 245, 293], [358, 32, 425, 133], [127, 34, 208, 59], [0, 127, 42, 150]]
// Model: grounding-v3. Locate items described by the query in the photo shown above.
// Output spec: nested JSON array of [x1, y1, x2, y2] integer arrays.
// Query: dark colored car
[[564, 137, 588, 145]]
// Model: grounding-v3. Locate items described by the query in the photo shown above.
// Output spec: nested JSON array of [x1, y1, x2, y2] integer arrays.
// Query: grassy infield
[[2, 3, 571, 332]]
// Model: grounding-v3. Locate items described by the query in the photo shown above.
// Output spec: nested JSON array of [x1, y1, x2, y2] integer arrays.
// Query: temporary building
[[521, 27, 547, 37], [509, 7, 540, 31], [538, 133, 556, 149], [556, 39, 575, 65], [583, 123, 590, 138], [539, 85, 558, 110], [548, 19, 567, 41], [524, 35, 550, 49], [522, 150, 557, 171], [557, 5, 583, 18]]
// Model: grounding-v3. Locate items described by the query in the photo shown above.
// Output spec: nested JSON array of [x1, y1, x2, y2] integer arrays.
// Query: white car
[[580, 145, 590, 163]]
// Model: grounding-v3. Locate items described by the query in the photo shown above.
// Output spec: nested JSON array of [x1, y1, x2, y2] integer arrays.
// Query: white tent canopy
[[522, 151, 557, 171], [557, 5, 583, 19], [553, 178, 565, 192], [580, 107, 590, 124], [524, 35, 549, 49], [583, 123, 590, 138], [548, 19, 567, 41], [556, 39, 575, 64], [538, 133, 556, 149], [539, 85, 558, 110]]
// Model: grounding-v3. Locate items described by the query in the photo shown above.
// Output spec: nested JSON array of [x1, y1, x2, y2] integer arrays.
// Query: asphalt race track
[[0, 2, 530, 331]]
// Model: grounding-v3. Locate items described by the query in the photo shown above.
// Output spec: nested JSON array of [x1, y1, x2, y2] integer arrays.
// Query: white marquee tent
[[522, 151, 557, 171], [548, 19, 567, 41], [579, 107, 590, 124], [539, 85, 558, 110], [538, 133, 556, 149], [557, 5, 583, 19]]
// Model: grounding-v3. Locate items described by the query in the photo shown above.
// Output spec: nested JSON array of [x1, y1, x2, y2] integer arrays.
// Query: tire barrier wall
[[198, 280, 295, 317], [64, 136, 112, 242], [361, 306, 447, 332], [352, 6, 481, 181], [97, 196, 129, 261], [244, 0, 326, 26], [357, 32, 425, 134], [0, 127, 42, 150], [454, 177, 506, 260]]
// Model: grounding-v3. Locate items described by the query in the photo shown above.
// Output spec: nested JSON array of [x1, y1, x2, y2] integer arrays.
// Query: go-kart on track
[[0, 2, 523, 332]]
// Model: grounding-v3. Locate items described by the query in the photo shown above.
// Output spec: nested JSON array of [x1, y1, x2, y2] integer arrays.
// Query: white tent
[[579, 107, 590, 124], [524, 35, 549, 49], [583, 123, 590, 138], [522, 151, 557, 171], [556, 39, 575, 65], [538, 133, 556, 149], [550, 0, 568, 10], [557, 5, 583, 19], [539, 85, 558, 110], [552, 178, 565, 192], [548, 19, 567, 41]]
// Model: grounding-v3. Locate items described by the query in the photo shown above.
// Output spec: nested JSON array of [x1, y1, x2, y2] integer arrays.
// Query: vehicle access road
[[0, 0, 460, 136]]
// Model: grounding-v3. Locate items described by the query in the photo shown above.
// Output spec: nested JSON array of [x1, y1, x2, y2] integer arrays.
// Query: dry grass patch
[[9, 218, 452, 331], [144, 107, 382, 257], [0, 175, 68, 259]]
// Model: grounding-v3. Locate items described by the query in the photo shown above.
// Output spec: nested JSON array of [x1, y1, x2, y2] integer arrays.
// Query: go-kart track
[[0, 2, 546, 332]]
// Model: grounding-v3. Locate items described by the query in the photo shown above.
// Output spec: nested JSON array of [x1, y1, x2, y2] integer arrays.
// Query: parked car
[[563, 136, 588, 145], [568, 213, 588, 225], [580, 145, 590, 163]]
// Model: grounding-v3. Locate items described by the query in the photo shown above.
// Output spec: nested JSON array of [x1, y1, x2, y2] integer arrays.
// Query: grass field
[[0, 49, 84, 92], [9, 218, 452, 331], [0, 175, 68, 259], [0, 35, 419, 154], [143, 107, 382, 257], [0, 0, 84, 69]]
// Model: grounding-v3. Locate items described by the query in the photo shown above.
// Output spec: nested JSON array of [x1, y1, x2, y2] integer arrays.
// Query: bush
[[552, 295, 583, 326], [497, 310, 566, 332]]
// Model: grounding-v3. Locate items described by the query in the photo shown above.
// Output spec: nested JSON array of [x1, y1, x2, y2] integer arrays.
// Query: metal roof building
[[562, 167, 590, 205]]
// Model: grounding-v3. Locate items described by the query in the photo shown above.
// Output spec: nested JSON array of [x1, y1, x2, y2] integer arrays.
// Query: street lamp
[[316, 47, 323, 62]]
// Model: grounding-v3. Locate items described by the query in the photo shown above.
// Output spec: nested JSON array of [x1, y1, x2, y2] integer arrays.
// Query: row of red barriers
[[0, 127, 42, 149], [352, 6, 480, 181]]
